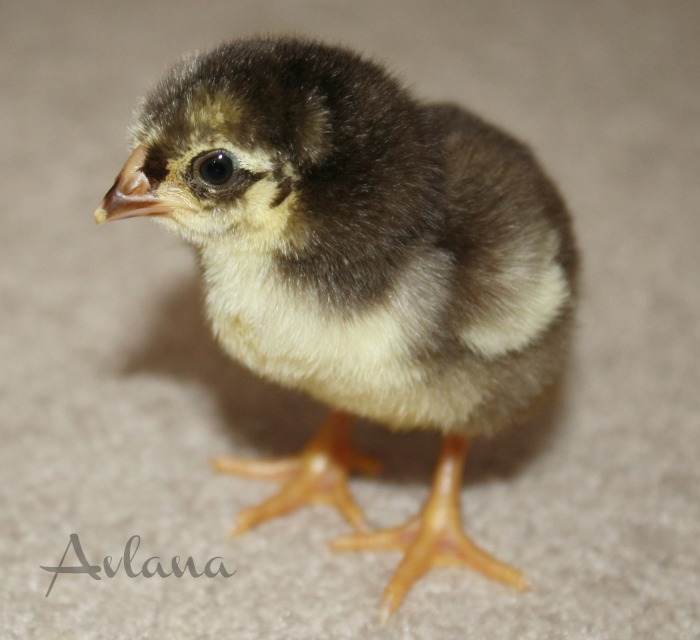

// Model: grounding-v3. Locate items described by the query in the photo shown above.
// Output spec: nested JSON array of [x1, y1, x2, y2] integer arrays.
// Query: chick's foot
[[213, 411, 380, 534], [331, 434, 528, 619]]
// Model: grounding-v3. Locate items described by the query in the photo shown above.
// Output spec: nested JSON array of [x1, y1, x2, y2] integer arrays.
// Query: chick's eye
[[193, 150, 237, 187]]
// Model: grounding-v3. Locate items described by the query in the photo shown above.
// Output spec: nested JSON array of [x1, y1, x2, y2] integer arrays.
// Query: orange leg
[[331, 435, 528, 620], [212, 411, 380, 534]]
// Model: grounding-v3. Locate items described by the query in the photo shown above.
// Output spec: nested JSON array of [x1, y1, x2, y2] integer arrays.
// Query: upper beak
[[94, 144, 182, 224]]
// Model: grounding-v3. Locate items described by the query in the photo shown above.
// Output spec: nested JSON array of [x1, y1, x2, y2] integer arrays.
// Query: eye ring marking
[[192, 150, 238, 188]]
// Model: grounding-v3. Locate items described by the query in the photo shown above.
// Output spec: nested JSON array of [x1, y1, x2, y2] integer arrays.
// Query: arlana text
[[41, 533, 236, 596]]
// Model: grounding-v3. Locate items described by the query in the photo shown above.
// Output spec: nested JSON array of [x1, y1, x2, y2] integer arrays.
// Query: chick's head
[[95, 38, 442, 257]]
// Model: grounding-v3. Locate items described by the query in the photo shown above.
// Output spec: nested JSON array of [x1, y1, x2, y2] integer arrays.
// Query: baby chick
[[95, 37, 578, 618]]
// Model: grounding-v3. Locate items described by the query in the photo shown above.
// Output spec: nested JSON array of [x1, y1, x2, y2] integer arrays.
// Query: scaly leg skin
[[331, 435, 528, 620], [212, 411, 381, 534]]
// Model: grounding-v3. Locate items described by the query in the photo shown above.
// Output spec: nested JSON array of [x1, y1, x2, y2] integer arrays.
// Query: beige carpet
[[2, 1, 699, 638]]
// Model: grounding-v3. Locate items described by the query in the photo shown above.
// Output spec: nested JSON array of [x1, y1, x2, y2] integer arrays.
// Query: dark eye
[[193, 150, 237, 187]]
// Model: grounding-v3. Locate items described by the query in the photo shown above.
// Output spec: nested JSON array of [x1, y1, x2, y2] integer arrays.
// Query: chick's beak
[[94, 144, 177, 224]]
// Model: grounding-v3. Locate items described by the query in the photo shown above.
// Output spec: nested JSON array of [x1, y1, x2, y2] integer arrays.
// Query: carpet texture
[[2, 1, 699, 638]]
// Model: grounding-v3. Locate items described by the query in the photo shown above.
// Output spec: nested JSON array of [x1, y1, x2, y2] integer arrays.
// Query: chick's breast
[[201, 234, 462, 429]]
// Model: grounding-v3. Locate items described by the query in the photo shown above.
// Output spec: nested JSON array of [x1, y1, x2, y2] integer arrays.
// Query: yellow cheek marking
[[238, 177, 298, 248]]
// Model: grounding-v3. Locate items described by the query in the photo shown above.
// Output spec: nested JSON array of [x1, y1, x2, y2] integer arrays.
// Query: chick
[[95, 37, 578, 617]]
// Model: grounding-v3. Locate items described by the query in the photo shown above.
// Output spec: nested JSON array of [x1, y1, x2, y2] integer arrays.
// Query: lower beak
[[94, 144, 183, 224]]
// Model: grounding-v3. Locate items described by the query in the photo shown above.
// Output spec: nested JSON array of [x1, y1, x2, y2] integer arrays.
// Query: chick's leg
[[213, 411, 380, 534], [332, 435, 527, 619]]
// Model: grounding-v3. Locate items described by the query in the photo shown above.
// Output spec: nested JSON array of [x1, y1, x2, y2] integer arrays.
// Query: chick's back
[[428, 103, 577, 433]]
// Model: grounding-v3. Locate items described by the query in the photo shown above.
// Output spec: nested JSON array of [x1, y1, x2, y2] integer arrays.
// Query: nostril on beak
[[95, 143, 187, 224], [121, 170, 150, 196], [119, 144, 151, 196]]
